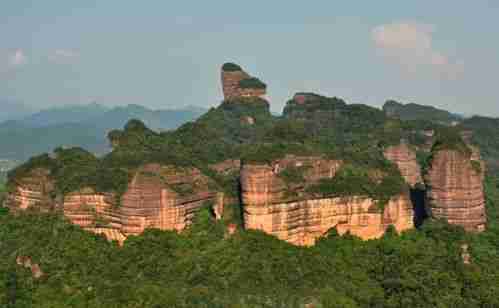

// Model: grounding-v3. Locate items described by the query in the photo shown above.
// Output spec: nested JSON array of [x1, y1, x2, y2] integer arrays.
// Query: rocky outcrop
[[209, 159, 241, 175], [4, 168, 55, 211], [424, 148, 486, 232], [63, 188, 120, 230], [221, 63, 266, 100], [120, 164, 217, 235], [16, 256, 44, 279], [241, 156, 414, 246], [5, 164, 222, 243], [384, 143, 423, 187]]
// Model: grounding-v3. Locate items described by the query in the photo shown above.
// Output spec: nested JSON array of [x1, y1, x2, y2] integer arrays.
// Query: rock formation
[[4, 168, 55, 211], [424, 147, 486, 232], [120, 164, 217, 235], [384, 142, 423, 187], [16, 256, 44, 279], [241, 156, 414, 246], [221, 63, 266, 100], [63, 188, 119, 229], [5, 164, 222, 243]]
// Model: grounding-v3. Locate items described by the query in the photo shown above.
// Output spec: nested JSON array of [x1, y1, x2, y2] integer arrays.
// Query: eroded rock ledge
[[384, 143, 423, 187], [240, 156, 414, 246], [5, 164, 222, 244]]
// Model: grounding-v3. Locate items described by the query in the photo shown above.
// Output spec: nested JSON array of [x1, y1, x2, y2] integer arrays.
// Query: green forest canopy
[[1, 174, 498, 306], [8, 94, 492, 210], [3, 94, 499, 306]]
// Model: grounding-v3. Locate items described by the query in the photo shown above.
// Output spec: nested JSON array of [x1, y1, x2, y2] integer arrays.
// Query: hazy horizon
[[2, 1, 499, 116]]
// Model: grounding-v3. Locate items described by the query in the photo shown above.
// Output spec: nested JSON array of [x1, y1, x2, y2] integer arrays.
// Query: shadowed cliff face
[[383, 143, 428, 227], [424, 148, 487, 232], [240, 157, 414, 246], [384, 143, 423, 188]]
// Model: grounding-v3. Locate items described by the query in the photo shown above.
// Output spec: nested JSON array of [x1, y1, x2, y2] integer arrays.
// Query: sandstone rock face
[[4, 168, 55, 212], [63, 188, 120, 230], [221, 66, 266, 100], [5, 164, 222, 243], [424, 149, 486, 232], [384, 143, 423, 187], [241, 157, 414, 246], [244, 194, 413, 246], [222, 70, 250, 100], [240, 156, 343, 207], [120, 164, 218, 236]]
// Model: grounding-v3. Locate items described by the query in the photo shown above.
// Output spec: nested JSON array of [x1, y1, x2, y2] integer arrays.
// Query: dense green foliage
[[383, 100, 462, 125], [7, 94, 427, 206], [2, 184, 499, 307], [4, 91, 499, 306], [0, 104, 206, 161], [7, 148, 130, 199], [0, 180, 6, 206], [7, 98, 275, 198], [460, 116, 499, 175], [221, 62, 242, 72], [239, 77, 267, 89], [306, 163, 405, 208], [431, 128, 472, 156]]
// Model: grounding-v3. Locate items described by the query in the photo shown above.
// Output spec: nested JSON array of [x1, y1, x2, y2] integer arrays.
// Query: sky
[[1, 1, 499, 116]]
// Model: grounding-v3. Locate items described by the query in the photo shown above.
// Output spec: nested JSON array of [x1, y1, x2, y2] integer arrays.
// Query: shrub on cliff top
[[242, 143, 316, 165], [222, 62, 242, 72], [306, 163, 405, 209], [7, 153, 56, 184], [239, 77, 267, 89], [431, 127, 471, 156]]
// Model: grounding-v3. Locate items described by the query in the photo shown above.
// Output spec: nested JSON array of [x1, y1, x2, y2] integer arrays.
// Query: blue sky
[[1, 1, 499, 116]]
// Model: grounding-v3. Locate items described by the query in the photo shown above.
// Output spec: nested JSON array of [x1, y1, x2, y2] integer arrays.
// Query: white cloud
[[8, 49, 27, 67], [48, 49, 80, 63], [371, 22, 463, 79], [0, 49, 27, 77]]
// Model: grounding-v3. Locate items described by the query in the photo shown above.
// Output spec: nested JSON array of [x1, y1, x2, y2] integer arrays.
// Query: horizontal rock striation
[[120, 164, 218, 236], [5, 164, 222, 243], [241, 157, 414, 246], [221, 64, 266, 100], [4, 168, 55, 212], [384, 143, 423, 187], [63, 188, 121, 230], [424, 149, 486, 232]]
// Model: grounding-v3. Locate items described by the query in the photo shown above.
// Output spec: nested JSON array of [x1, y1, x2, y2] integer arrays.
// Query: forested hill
[[0, 103, 206, 160], [383, 100, 463, 125], [3, 61, 499, 306], [460, 116, 499, 174], [2, 94, 499, 306]]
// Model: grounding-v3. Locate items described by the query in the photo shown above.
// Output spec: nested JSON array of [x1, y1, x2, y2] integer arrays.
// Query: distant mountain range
[[0, 103, 207, 161], [0, 99, 35, 123]]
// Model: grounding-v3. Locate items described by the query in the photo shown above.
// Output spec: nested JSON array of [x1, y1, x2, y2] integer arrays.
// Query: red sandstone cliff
[[240, 156, 414, 246], [221, 64, 266, 100], [424, 148, 486, 232], [5, 164, 222, 244], [120, 164, 218, 235], [384, 143, 423, 187], [4, 168, 55, 212]]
